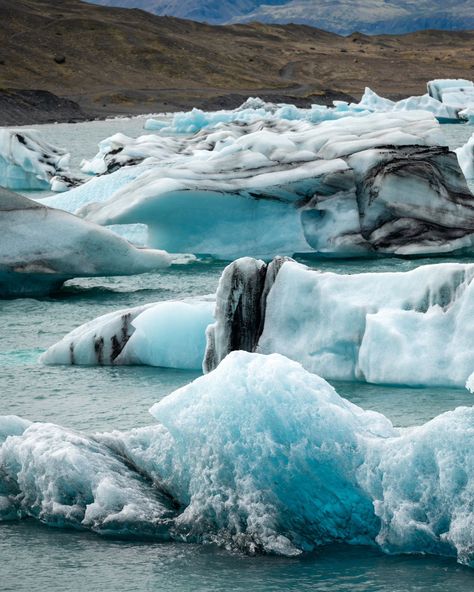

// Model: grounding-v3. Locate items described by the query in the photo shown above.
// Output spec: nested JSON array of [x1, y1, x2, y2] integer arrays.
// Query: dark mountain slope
[[1, 0, 473, 123]]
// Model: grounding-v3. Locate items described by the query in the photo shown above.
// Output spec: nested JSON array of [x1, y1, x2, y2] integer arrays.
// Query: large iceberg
[[206, 258, 474, 387], [52, 112, 474, 260], [3, 351, 474, 565], [0, 129, 80, 191], [0, 187, 170, 298], [44, 256, 474, 388]]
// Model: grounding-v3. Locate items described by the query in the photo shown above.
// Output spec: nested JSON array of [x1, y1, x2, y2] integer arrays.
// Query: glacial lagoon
[[2, 117, 474, 591]]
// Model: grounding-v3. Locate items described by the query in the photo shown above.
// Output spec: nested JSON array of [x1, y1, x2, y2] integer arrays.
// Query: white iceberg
[[427, 79, 474, 114], [0, 128, 81, 191], [51, 112, 474, 260], [3, 351, 474, 565], [44, 256, 474, 388], [41, 296, 215, 368], [0, 187, 170, 298], [353, 87, 459, 122], [204, 257, 474, 387]]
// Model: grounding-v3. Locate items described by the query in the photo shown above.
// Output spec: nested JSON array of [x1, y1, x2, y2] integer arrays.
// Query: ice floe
[[3, 351, 474, 565], [48, 111, 474, 259], [43, 256, 474, 388], [0, 187, 170, 298]]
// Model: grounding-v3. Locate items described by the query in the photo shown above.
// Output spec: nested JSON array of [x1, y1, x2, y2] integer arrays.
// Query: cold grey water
[[2, 118, 474, 591]]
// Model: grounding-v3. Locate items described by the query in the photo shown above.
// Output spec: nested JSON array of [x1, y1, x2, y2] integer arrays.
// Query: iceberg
[[0, 129, 81, 191], [41, 296, 215, 369], [206, 257, 474, 387], [56, 112, 474, 260], [3, 351, 474, 565], [142, 85, 468, 137], [427, 79, 474, 114], [353, 87, 459, 122], [456, 133, 474, 180], [44, 256, 474, 388], [0, 187, 170, 298]]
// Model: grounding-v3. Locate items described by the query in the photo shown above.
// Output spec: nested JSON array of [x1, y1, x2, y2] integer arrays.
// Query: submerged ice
[[2, 352, 474, 566]]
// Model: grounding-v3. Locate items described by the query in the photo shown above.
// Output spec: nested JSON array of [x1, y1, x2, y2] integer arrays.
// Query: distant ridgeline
[[88, 0, 474, 35]]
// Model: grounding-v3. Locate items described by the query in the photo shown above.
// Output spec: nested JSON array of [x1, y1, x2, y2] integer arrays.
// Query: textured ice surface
[[0, 129, 80, 191], [0, 187, 170, 298], [44, 256, 474, 388], [52, 111, 474, 259], [457, 133, 474, 180], [3, 352, 474, 566], [143, 87, 467, 135], [41, 296, 215, 369], [427, 79, 474, 114], [206, 257, 474, 387], [353, 87, 459, 122]]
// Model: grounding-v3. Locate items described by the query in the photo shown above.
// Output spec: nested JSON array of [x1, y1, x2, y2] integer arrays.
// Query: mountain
[[87, 0, 474, 35], [1, 0, 474, 124], [86, 1, 285, 24]]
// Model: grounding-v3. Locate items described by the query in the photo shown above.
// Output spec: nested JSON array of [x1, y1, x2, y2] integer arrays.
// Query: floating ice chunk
[[0, 421, 176, 534], [205, 257, 474, 387], [6, 351, 474, 564], [41, 296, 215, 368], [0, 129, 81, 191], [456, 133, 474, 180], [143, 118, 168, 131], [354, 87, 396, 111], [427, 79, 474, 102], [353, 87, 459, 122], [427, 79, 474, 116], [0, 187, 170, 298], [68, 112, 472, 259]]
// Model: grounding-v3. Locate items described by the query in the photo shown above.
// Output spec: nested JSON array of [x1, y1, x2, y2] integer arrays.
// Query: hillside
[[88, 0, 474, 35], [1, 0, 474, 124]]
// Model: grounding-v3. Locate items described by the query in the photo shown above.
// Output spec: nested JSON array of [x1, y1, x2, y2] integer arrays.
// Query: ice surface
[[353, 87, 459, 122], [45, 256, 474, 388], [0, 129, 81, 191], [427, 79, 474, 115], [0, 187, 170, 298], [456, 133, 474, 180], [3, 351, 474, 565], [51, 112, 474, 259], [205, 257, 474, 387], [41, 297, 215, 369]]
